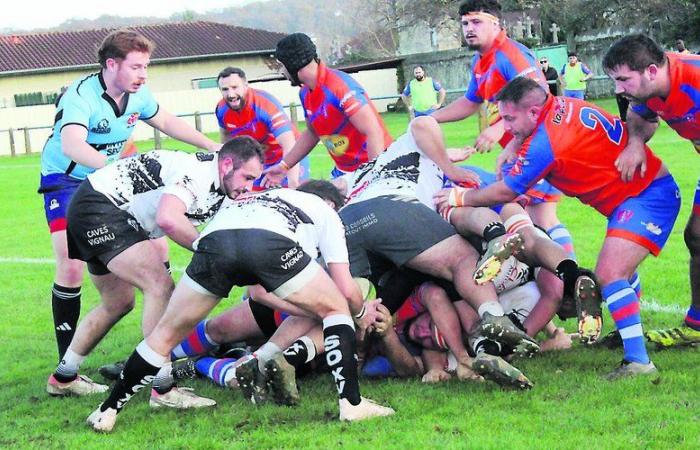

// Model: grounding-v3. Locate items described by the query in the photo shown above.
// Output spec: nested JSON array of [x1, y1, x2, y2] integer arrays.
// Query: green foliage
[[1, 103, 699, 447]]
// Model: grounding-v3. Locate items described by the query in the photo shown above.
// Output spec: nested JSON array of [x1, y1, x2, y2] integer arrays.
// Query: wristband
[[279, 160, 290, 171], [448, 186, 469, 207], [354, 303, 367, 320]]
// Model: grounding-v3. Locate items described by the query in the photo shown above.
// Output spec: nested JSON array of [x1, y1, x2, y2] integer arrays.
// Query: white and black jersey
[[87, 150, 225, 237], [344, 129, 444, 209], [197, 188, 348, 264]]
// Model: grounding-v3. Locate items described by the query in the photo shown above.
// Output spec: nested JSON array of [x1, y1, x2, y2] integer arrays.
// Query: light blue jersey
[[40, 72, 159, 180]]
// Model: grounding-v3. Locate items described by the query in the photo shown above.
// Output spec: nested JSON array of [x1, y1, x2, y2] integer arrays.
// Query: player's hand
[[474, 123, 505, 153], [444, 165, 481, 187], [447, 146, 476, 162], [615, 142, 647, 182], [260, 163, 288, 188], [372, 304, 393, 337], [206, 142, 223, 153], [431, 104, 442, 111], [422, 369, 451, 384], [355, 299, 382, 341]]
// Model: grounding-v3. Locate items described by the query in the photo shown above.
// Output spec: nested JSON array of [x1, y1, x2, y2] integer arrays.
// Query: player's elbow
[[155, 210, 180, 236]]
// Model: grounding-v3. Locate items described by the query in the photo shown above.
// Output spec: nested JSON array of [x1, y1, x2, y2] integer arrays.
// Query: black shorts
[[376, 267, 462, 314], [340, 196, 456, 279], [183, 229, 319, 299], [248, 299, 280, 339], [66, 180, 149, 275]]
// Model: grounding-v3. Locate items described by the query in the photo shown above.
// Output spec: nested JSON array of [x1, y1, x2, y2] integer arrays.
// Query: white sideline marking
[[0, 256, 184, 272]]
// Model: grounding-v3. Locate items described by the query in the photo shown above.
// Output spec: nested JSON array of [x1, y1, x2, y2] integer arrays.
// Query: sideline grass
[[1, 101, 699, 448]]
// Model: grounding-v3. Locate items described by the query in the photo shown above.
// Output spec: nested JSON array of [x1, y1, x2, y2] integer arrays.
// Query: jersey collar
[[98, 71, 129, 118]]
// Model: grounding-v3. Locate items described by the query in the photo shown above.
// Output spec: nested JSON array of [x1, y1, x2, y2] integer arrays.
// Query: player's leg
[[47, 268, 134, 397], [527, 200, 576, 260]]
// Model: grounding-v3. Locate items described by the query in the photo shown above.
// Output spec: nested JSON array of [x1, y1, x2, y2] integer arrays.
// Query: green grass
[[1, 100, 699, 449]]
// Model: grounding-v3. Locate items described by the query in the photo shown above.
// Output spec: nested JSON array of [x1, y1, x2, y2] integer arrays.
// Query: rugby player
[[262, 33, 392, 186], [39, 29, 221, 364], [216, 66, 309, 190], [46, 138, 262, 400], [603, 34, 700, 348], [437, 76, 681, 378], [87, 187, 394, 432], [431, 0, 576, 260]]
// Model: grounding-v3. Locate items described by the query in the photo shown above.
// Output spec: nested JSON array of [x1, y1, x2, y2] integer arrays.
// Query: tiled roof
[[0, 21, 286, 74]]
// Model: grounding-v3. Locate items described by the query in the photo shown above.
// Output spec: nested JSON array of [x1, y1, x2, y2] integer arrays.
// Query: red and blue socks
[[547, 224, 576, 260], [603, 280, 649, 364], [171, 320, 218, 360], [684, 305, 700, 331]]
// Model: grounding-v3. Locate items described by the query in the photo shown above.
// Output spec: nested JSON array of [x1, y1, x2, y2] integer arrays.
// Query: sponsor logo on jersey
[[91, 119, 111, 134], [126, 112, 140, 126], [49, 199, 60, 210]]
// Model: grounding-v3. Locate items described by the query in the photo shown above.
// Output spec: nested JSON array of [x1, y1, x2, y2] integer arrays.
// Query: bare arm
[[61, 125, 112, 168], [616, 109, 659, 182], [435, 88, 447, 109], [372, 304, 422, 377], [276, 130, 300, 188], [154, 194, 200, 251], [146, 109, 220, 152], [430, 96, 480, 123], [349, 104, 386, 159]]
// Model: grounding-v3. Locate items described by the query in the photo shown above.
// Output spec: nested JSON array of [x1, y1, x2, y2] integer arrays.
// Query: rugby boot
[[645, 325, 700, 349], [87, 405, 118, 433], [339, 397, 395, 421], [98, 360, 125, 381], [596, 329, 623, 349], [575, 274, 603, 345], [171, 358, 198, 382], [149, 387, 216, 409], [474, 232, 524, 285], [604, 360, 658, 381], [235, 357, 268, 405], [472, 353, 533, 390], [265, 353, 300, 406], [47, 374, 108, 396], [480, 312, 540, 357]]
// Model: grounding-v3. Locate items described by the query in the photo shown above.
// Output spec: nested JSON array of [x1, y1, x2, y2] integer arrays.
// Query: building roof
[[0, 21, 286, 75]]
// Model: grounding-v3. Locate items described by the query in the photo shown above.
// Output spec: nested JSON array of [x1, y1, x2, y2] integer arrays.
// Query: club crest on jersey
[[616, 209, 634, 224], [91, 119, 111, 134], [127, 112, 140, 127]]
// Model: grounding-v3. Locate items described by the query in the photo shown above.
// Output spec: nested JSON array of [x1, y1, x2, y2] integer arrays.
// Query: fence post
[[9, 128, 16, 157], [289, 102, 298, 124], [194, 111, 202, 132], [23, 127, 31, 154], [154, 128, 162, 149]]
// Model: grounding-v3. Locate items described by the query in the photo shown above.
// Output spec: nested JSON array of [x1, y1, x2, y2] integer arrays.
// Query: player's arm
[[474, 118, 506, 153], [349, 104, 386, 159], [219, 127, 232, 144], [421, 349, 450, 383], [262, 128, 318, 188], [276, 130, 301, 188], [61, 125, 115, 168], [435, 86, 447, 110], [373, 304, 423, 377], [145, 109, 221, 152], [431, 96, 480, 123], [616, 107, 659, 182], [154, 194, 200, 251], [434, 179, 517, 213]]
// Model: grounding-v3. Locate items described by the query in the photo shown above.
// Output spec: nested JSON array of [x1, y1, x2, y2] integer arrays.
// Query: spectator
[[401, 65, 446, 120], [676, 39, 690, 54], [559, 52, 593, 99], [539, 56, 558, 95]]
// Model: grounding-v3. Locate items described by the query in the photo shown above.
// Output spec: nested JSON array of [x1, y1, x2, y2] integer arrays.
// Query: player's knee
[[206, 317, 230, 343], [684, 223, 700, 255], [56, 259, 85, 285], [410, 115, 437, 134]]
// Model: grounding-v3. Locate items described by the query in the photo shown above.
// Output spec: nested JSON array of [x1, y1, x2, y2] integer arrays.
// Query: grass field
[[1, 99, 699, 449]]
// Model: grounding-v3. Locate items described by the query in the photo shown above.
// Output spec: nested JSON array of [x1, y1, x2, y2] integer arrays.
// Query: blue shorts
[[330, 166, 348, 179], [253, 156, 310, 191], [447, 165, 503, 214], [38, 173, 83, 232], [693, 178, 700, 217], [607, 175, 681, 256], [414, 109, 435, 117], [563, 90, 585, 100]]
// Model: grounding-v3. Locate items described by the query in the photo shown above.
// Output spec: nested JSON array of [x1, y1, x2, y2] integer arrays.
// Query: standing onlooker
[[400, 65, 446, 119], [559, 52, 593, 99], [676, 39, 690, 54], [539, 57, 558, 95]]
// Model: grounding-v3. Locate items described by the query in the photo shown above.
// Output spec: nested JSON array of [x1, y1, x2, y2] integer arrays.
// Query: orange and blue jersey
[[504, 96, 662, 216], [504, 95, 680, 255], [631, 53, 700, 143], [300, 62, 392, 173], [216, 87, 299, 167], [630, 53, 700, 216], [465, 31, 546, 107]]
